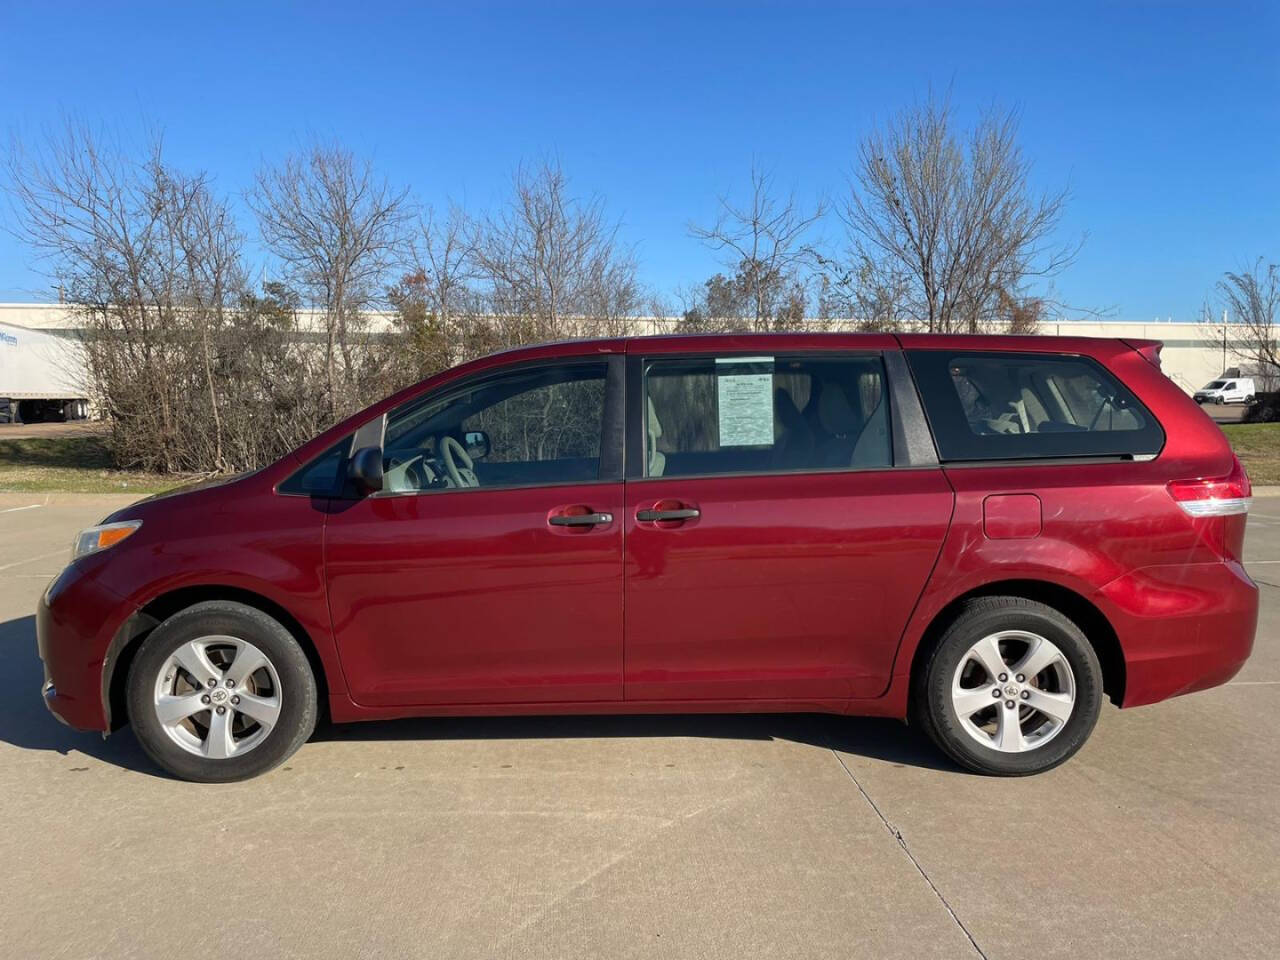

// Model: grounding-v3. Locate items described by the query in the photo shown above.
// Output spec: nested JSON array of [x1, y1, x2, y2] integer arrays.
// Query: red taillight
[[1168, 455, 1252, 518]]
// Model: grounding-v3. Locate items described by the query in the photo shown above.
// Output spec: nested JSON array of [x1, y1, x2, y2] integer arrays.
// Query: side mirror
[[464, 430, 491, 460], [348, 445, 384, 495]]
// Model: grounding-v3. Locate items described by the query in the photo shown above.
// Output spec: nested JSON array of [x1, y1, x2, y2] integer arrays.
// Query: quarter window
[[642, 354, 891, 477], [907, 350, 1164, 461], [278, 440, 350, 497]]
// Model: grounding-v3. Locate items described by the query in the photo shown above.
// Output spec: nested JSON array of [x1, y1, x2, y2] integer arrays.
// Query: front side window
[[908, 350, 1164, 462], [381, 362, 608, 492], [642, 354, 891, 478]]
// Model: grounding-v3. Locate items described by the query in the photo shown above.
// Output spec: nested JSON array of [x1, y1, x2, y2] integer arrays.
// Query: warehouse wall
[[0, 303, 1241, 396]]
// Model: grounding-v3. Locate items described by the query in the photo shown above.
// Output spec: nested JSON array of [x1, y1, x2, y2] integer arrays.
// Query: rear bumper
[[36, 566, 124, 732], [1099, 560, 1258, 707]]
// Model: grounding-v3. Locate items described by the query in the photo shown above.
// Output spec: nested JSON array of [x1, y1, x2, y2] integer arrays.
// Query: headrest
[[774, 388, 803, 426], [818, 384, 859, 435]]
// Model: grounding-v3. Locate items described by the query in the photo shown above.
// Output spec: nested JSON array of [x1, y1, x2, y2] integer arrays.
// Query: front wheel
[[913, 597, 1103, 776], [127, 601, 318, 782]]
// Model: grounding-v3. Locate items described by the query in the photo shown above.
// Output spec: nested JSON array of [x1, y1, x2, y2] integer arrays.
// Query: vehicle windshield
[[1204, 381, 1226, 389]]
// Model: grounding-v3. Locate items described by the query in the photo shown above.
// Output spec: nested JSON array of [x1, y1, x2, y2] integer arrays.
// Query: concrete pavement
[[0, 492, 1276, 959]]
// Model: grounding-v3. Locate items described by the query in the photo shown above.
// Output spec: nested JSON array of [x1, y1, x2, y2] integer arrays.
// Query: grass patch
[[1221, 423, 1280, 486], [0, 435, 190, 494]]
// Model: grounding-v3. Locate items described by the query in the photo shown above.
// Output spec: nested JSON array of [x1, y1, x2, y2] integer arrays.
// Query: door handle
[[549, 511, 613, 527], [636, 507, 700, 522]]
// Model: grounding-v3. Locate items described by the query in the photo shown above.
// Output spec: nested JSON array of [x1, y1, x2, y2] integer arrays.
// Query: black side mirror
[[348, 445, 384, 495], [464, 430, 491, 460]]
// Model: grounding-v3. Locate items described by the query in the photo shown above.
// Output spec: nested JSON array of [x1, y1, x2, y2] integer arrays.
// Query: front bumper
[[1099, 560, 1258, 707], [36, 566, 126, 732]]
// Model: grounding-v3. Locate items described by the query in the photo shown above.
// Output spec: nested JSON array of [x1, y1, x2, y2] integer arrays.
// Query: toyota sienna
[[37, 333, 1258, 781]]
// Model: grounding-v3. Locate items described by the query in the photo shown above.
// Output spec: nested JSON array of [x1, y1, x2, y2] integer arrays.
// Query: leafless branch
[[687, 163, 825, 331], [838, 93, 1079, 333]]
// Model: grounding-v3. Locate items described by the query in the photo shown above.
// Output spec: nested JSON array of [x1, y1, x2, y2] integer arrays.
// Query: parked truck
[[0, 320, 90, 423]]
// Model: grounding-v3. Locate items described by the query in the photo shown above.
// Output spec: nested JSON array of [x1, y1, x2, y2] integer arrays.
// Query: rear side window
[[907, 350, 1164, 462], [643, 354, 891, 477]]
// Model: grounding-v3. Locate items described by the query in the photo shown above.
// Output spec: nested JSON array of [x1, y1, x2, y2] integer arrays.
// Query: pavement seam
[[829, 748, 989, 960]]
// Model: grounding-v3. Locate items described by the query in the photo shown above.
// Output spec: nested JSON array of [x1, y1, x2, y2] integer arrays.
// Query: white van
[[1194, 378, 1256, 405]]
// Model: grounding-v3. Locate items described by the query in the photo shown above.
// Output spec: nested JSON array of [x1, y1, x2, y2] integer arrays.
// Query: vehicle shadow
[[0, 615, 158, 774], [0, 613, 959, 776], [315, 712, 961, 773]]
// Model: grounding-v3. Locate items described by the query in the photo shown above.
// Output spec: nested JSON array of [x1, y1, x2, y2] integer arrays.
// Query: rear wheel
[[127, 601, 317, 782], [914, 597, 1103, 776]]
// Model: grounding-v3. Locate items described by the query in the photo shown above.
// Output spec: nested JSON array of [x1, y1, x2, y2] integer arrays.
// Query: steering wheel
[[440, 435, 478, 488]]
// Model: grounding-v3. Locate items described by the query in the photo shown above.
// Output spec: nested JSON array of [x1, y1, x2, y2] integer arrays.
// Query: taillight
[[1168, 456, 1252, 517]]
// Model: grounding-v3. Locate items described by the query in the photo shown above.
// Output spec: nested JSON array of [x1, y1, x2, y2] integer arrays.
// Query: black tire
[[127, 601, 318, 782], [912, 596, 1103, 776]]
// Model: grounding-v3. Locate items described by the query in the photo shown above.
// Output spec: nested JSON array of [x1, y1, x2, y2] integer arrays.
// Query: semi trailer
[[0, 320, 90, 423]]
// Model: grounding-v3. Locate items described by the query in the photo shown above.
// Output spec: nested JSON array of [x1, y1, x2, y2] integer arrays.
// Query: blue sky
[[1, 1, 1276, 322]]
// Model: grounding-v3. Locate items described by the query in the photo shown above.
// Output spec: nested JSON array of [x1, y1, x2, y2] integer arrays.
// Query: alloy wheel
[[950, 630, 1076, 753], [152, 635, 283, 759]]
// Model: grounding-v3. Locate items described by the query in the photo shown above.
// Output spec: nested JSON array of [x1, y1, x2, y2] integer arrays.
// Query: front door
[[325, 357, 625, 706], [623, 350, 953, 702]]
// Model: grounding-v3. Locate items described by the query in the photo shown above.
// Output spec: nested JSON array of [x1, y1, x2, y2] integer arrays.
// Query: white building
[[0, 302, 1238, 397]]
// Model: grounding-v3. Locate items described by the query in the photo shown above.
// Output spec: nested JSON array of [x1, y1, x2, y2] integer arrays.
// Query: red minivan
[[37, 333, 1258, 781]]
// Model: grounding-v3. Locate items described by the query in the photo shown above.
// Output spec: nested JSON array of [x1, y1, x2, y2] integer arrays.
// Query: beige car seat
[[817, 382, 890, 468], [647, 396, 666, 477]]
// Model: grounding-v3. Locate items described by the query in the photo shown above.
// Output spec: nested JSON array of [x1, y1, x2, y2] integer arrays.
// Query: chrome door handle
[[549, 512, 613, 526], [636, 507, 700, 522]]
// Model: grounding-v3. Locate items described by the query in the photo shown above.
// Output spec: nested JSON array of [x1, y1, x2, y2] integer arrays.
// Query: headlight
[[71, 520, 142, 561]]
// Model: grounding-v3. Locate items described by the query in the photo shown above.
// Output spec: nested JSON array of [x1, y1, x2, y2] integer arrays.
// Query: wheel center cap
[[1004, 684, 1019, 697], [210, 688, 229, 704]]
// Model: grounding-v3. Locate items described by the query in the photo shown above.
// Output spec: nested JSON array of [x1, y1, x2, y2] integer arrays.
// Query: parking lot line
[[0, 549, 66, 572], [0, 504, 42, 514]]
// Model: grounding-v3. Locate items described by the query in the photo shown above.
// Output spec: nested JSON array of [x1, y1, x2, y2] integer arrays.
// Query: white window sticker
[[716, 357, 774, 447]]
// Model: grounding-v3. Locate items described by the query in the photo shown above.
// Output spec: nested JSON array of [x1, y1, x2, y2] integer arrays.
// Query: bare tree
[[248, 143, 412, 418], [687, 164, 825, 331], [469, 160, 640, 343], [5, 124, 339, 474], [1218, 258, 1280, 389], [7, 124, 238, 471], [413, 205, 477, 350], [816, 258, 910, 332], [839, 93, 1077, 333], [386, 203, 490, 384]]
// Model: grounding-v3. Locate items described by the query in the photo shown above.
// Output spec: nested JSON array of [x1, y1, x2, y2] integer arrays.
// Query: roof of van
[[475, 330, 1161, 359]]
